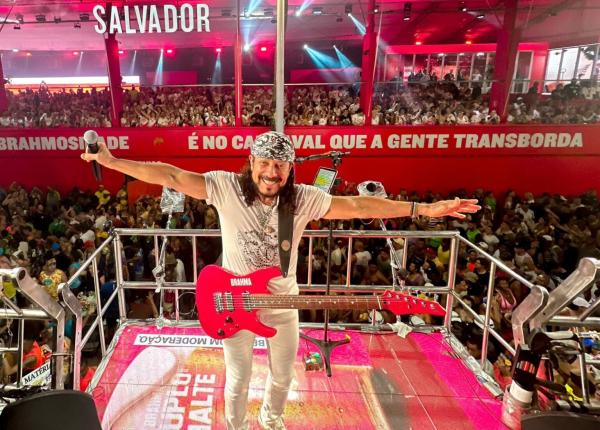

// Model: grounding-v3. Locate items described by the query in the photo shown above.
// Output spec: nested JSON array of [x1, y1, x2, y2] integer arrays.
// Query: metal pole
[[444, 237, 460, 329], [578, 343, 589, 403], [92, 258, 107, 355], [192, 236, 198, 280], [114, 235, 127, 321], [480, 262, 497, 368], [17, 319, 24, 387], [307, 237, 314, 286], [401, 235, 409, 270], [234, 0, 243, 126], [274, 0, 286, 132], [54, 309, 65, 389], [345, 237, 353, 288]]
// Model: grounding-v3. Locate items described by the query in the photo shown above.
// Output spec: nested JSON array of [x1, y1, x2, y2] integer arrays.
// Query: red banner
[[0, 125, 598, 195]]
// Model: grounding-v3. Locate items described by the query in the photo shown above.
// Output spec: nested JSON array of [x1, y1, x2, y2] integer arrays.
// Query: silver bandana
[[251, 131, 295, 162]]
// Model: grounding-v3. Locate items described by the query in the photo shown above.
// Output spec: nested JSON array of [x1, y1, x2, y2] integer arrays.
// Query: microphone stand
[[152, 188, 185, 329], [300, 153, 349, 377]]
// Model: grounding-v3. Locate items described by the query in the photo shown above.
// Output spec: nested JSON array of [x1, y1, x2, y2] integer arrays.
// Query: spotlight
[[415, 41, 422, 45], [13, 24, 20, 30], [345, 4, 352, 15], [12, 48, 19, 53], [221, 8, 232, 17], [26, 52, 32, 57], [295, 8, 301, 17], [403, 3, 412, 21], [465, 40, 472, 45], [374, 5, 379, 14], [74, 22, 81, 29], [260, 46, 267, 52], [215, 48, 222, 53], [476, 12, 485, 19], [118, 50, 125, 54], [476, 52, 485, 56], [35, 14, 46, 23], [243, 44, 251, 52], [312, 7, 323, 15], [73, 51, 79, 56], [166, 49, 174, 54], [54, 16, 61, 23], [458, 1, 467, 12], [16, 14, 24, 23], [303, 44, 308, 50]]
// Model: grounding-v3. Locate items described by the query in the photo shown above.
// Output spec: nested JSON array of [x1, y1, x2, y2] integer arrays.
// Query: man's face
[[249, 156, 292, 199]]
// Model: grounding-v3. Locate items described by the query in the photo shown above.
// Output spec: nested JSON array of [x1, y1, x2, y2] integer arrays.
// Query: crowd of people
[[1, 80, 599, 128], [0, 178, 599, 395], [1, 84, 112, 128]]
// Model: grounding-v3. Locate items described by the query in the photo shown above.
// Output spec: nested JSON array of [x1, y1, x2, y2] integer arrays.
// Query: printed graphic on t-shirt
[[237, 229, 279, 270]]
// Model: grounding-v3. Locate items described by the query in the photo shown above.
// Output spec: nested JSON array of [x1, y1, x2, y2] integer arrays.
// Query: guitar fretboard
[[248, 295, 399, 310]]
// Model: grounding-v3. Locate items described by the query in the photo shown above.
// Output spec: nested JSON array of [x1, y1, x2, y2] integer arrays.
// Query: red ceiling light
[[72, 51, 79, 56], [465, 40, 472, 45], [26, 52, 32, 57], [118, 50, 125, 54], [415, 41, 422, 45], [166, 49, 174, 54], [215, 47, 222, 53], [260, 46, 267, 52]]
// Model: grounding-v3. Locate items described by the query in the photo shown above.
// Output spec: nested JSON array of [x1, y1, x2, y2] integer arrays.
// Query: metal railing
[[69, 227, 600, 399], [0, 267, 81, 390], [72, 229, 521, 380]]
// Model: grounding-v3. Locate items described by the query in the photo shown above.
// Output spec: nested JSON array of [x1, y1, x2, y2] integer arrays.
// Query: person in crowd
[[38, 255, 67, 300]]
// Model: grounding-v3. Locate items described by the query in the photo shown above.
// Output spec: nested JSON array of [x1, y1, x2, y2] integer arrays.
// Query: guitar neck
[[249, 295, 384, 310]]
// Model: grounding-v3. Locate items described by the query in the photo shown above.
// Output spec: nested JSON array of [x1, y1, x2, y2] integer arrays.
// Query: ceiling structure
[[0, 0, 598, 52]]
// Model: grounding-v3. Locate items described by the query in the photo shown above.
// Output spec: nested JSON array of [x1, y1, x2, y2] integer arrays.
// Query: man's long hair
[[238, 160, 297, 213]]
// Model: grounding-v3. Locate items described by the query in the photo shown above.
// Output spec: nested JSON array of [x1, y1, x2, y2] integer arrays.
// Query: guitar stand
[[300, 154, 349, 377]]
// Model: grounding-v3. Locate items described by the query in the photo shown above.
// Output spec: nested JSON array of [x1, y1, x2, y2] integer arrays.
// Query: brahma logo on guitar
[[230, 278, 252, 286]]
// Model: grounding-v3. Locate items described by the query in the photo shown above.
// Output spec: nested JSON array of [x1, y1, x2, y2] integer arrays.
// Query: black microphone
[[83, 130, 102, 182], [295, 151, 351, 164]]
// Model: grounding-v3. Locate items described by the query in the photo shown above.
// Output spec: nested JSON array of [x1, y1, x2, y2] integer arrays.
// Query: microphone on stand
[[83, 130, 102, 182], [295, 151, 351, 164]]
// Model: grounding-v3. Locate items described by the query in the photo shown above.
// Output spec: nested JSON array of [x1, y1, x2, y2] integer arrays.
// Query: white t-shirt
[[354, 250, 372, 267], [204, 171, 332, 300]]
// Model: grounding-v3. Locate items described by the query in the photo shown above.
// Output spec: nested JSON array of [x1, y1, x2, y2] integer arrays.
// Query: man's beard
[[253, 178, 282, 198]]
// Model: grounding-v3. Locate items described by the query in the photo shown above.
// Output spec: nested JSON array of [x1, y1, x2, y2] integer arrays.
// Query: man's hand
[[80, 141, 114, 167], [422, 198, 481, 219]]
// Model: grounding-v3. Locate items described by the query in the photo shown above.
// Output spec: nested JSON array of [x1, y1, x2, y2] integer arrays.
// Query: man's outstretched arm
[[323, 196, 480, 220], [81, 142, 208, 200]]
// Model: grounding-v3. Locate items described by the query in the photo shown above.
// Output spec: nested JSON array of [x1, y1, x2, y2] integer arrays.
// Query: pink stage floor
[[90, 323, 507, 430]]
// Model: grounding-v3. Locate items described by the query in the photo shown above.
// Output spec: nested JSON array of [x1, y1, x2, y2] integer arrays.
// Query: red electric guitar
[[196, 265, 446, 339]]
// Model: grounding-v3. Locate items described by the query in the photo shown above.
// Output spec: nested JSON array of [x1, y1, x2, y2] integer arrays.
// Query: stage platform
[[89, 322, 506, 429]]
